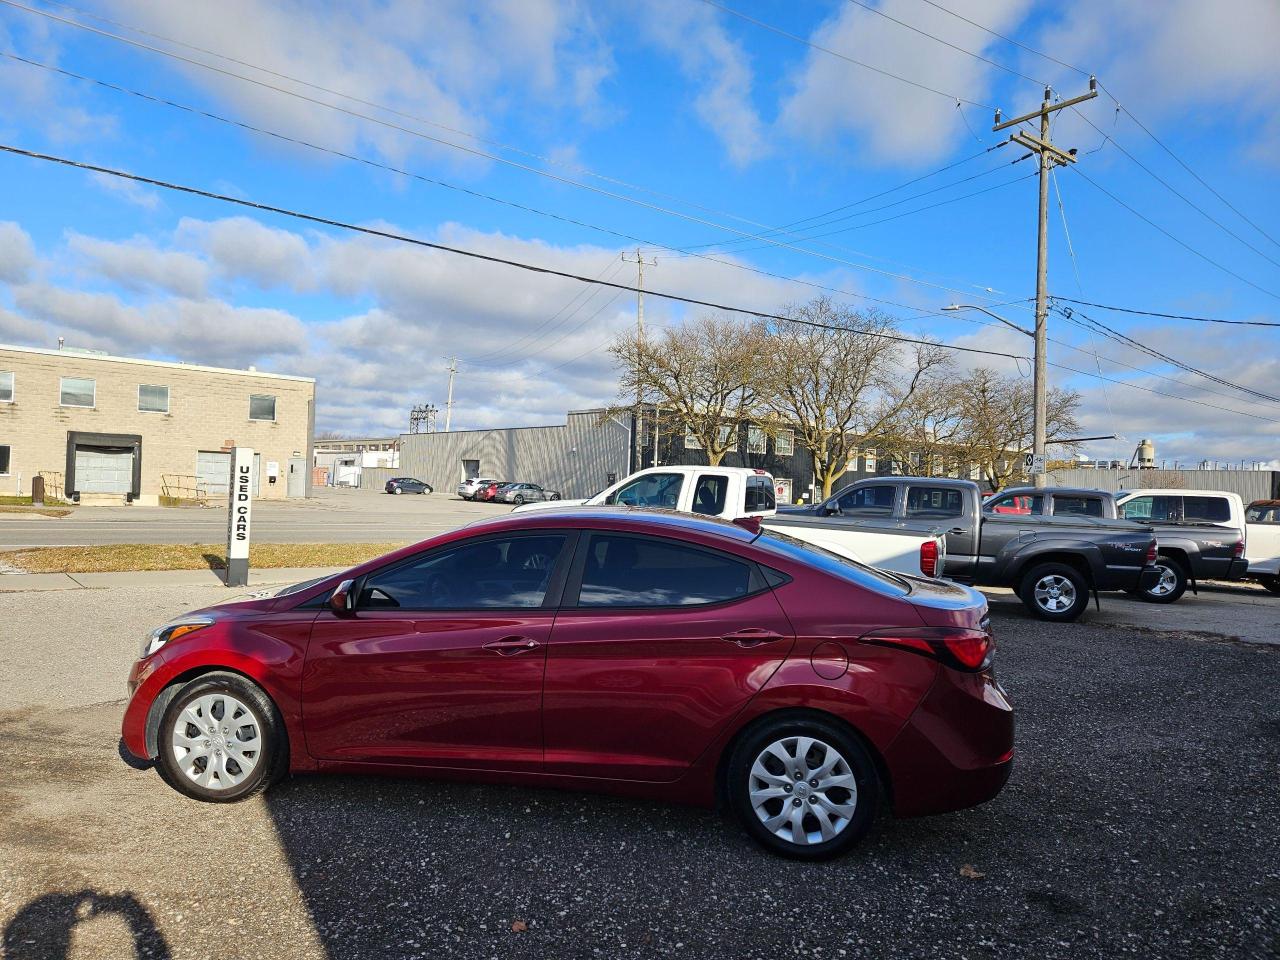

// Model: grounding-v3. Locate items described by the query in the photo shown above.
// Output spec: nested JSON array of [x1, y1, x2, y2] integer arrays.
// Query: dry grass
[[0, 505, 73, 518], [0, 542, 408, 574]]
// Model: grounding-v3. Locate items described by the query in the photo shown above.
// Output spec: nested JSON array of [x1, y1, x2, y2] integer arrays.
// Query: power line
[[697, 0, 996, 110], [1070, 166, 1280, 302], [914, 0, 1091, 77], [0, 142, 1029, 362], [1051, 297, 1280, 328]]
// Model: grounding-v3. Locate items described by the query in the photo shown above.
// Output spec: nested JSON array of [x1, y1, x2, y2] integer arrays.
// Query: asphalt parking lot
[[1, 582, 1276, 960]]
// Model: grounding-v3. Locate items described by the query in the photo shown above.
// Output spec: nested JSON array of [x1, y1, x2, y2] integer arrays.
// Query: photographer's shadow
[[3, 889, 170, 960]]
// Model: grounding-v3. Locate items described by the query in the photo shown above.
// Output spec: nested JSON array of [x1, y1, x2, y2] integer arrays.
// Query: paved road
[[0, 488, 502, 547], [1, 584, 1276, 959]]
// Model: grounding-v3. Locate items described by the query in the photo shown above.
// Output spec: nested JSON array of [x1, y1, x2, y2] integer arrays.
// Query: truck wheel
[[1260, 576, 1280, 596], [1140, 557, 1187, 604], [1019, 563, 1090, 622]]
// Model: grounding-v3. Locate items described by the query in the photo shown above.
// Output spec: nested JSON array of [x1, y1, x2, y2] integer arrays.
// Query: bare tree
[[610, 314, 769, 466], [759, 299, 950, 498]]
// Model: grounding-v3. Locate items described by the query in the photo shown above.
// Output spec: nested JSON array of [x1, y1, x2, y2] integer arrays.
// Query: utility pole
[[443, 358, 458, 432], [621, 248, 656, 471], [992, 77, 1096, 488]]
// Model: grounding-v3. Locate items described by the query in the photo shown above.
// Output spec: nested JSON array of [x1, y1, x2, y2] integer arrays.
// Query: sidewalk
[[0, 566, 345, 592]]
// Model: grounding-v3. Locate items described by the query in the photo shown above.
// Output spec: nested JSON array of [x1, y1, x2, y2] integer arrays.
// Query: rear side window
[[358, 535, 567, 609], [1183, 496, 1231, 523], [835, 484, 895, 516], [691, 474, 729, 515], [986, 493, 1043, 515], [1248, 505, 1280, 523], [905, 486, 964, 518], [1121, 496, 1174, 521], [1054, 495, 1103, 517], [576, 534, 753, 607], [744, 476, 776, 512]]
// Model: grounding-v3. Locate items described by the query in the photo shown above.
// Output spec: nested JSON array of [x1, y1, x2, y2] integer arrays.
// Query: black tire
[[550, 493, 561, 501], [727, 714, 879, 861], [155, 671, 287, 803], [513, 494, 525, 505], [393, 487, 403, 495], [1019, 562, 1090, 622], [1139, 556, 1188, 604], [1260, 576, 1280, 596]]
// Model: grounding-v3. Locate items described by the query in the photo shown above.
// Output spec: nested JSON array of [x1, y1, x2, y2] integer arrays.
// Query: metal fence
[[1046, 468, 1279, 502]]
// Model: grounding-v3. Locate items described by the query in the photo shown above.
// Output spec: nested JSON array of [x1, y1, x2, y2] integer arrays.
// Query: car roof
[[998, 486, 1111, 497], [461, 505, 759, 540]]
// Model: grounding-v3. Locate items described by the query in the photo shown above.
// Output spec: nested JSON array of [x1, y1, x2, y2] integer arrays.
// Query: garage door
[[197, 451, 261, 498], [74, 446, 133, 494]]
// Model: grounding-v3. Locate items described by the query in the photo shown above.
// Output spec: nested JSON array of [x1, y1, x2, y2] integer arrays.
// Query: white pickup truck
[[513, 466, 946, 578], [1244, 499, 1280, 594]]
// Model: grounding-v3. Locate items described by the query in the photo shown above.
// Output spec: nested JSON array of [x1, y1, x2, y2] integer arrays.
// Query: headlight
[[142, 616, 213, 658]]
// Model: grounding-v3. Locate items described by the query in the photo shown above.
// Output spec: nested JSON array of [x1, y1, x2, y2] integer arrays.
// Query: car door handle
[[483, 636, 541, 656], [722, 628, 785, 648], [950, 527, 966, 536]]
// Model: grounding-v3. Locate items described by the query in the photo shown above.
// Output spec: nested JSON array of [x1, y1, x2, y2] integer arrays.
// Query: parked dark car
[[776, 477, 1159, 622], [121, 508, 1012, 860], [385, 477, 433, 495], [496, 482, 561, 505]]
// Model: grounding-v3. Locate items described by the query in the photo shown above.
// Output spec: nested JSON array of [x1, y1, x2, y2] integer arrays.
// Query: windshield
[[754, 529, 911, 597]]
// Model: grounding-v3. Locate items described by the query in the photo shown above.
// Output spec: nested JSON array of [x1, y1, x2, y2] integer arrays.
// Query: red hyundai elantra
[[121, 508, 1013, 859]]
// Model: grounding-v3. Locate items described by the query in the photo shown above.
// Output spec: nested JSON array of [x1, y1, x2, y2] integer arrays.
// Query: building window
[[138, 384, 169, 413], [0, 371, 12, 403], [969, 462, 981, 481], [60, 377, 95, 408], [684, 429, 702, 450], [747, 426, 766, 455], [864, 448, 877, 473], [718, 424, 738, 451], [249, 394, 277, 421], [775, 429, 794, 456], [0, 444, 9, 475], [909, 451, 921, 470]]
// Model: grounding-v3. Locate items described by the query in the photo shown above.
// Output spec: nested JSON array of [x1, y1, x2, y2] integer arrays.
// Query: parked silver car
[[496, 482, 560, 505], [456, 477, 498, 500]]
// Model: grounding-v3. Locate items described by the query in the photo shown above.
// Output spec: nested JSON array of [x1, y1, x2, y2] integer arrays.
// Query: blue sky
[[0, 0, 1277, 466]]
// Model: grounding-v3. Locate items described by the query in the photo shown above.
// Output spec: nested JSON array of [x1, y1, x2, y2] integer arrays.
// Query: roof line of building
[[0, 342, 315, 383]]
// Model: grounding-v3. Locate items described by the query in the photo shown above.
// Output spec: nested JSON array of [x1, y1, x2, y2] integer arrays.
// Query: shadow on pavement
[[3, 890, 171, 960]]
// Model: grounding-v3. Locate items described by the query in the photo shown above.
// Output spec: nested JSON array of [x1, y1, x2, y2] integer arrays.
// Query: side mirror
[[822, 504, 840, 516], [329, 578, 356, 615]]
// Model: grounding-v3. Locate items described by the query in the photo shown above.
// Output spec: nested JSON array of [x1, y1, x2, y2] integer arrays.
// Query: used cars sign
[[225, 446, 254, 586]]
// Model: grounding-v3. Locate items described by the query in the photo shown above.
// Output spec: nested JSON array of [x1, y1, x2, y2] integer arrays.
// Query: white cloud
[[778, 0, 1033, 164], [177, 217, 315, 290], [0, 222, 36, 284], [90, 172, 162, 211], [67, 232, 208, 298]]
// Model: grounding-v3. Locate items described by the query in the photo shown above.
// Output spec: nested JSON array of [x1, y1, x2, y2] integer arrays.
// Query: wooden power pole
[[992, 77, 1097, 488], [621, 248, 656, 471]]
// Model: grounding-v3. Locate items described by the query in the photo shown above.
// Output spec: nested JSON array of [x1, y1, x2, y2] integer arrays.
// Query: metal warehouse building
[[0, 343, 315, 504]]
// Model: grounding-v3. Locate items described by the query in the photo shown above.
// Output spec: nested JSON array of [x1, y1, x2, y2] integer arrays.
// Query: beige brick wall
[[0, 346, 314, 503]]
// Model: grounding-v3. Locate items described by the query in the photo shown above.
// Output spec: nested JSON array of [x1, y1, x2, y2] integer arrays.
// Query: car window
[[359, 535, 567, 610], [1183, 496, 1231, 523], [1248, 505, 1279, 523], [834, 484, 895, 516], [754, 530, 910, 597], [576, 534, 753, 607], [904, 485, 964, 518], [1053, 495, 1103, 517], [607, 472, 683, 508], [1121, 495, 1174, 522], [744, 476, 776, 512], [691, 475, 729, 515], [985, 493, 1043, 515]]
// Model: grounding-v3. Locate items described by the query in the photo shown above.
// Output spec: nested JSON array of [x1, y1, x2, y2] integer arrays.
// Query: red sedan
[[121, 509, 1013, 859]]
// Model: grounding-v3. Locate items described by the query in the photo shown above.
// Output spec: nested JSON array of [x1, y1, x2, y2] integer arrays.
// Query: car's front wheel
[[1019, 562, 1090, 621], [393, 487, 403, 495], [513, 494, 525, 505], [727, 715, 878, 860], [156, 672, 286, 803], [1139, 556, 1188, 604]]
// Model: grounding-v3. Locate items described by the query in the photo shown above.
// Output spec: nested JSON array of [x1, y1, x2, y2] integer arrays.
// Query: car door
[[903, 483, 973, 576], [302, 531, 575, 771], [541, 531, 795, 782]]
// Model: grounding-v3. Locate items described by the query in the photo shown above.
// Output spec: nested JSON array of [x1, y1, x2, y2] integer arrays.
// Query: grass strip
[[0, 542, 409, 574]]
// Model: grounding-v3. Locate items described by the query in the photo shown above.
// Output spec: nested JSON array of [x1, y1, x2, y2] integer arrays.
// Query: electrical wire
[[1051, 297, 1280, 329], [914, 0, 1091, 77]]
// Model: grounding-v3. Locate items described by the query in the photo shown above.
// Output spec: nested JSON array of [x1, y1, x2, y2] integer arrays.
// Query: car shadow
[[3, 890, 171, 960]]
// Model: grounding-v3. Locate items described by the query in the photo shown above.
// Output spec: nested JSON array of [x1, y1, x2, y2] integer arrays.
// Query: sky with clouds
[[0, 0, 1277, 466]]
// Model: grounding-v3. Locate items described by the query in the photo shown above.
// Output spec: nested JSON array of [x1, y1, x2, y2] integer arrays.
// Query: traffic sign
[[1023, 452, 1046, 476]]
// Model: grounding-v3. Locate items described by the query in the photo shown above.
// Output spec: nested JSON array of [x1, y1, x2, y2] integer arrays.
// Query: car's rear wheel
[[550, 493, 560, 500], [393, 487, 402, 495], [1019, 562, 1089, 621], [1139, 556, 1187, 604], [156, 672, 286, 803], [728, 716, 878, 860], [513, 494, 525, 505], [1259, 575, 1280, 596]]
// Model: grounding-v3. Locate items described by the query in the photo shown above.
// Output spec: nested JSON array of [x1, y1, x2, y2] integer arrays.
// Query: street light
[[943, 303, 1046, 489]]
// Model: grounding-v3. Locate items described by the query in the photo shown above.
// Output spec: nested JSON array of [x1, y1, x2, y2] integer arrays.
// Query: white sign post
[[225, 446, 254, 587], [1023, 452, 1047, 476]]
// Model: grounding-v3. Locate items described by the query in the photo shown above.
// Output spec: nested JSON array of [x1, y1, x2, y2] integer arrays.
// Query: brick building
[[0, 343, 315, 504]]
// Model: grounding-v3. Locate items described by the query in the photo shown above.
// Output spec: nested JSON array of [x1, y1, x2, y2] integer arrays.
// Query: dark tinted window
[[1054, 495, 1103, 517], [692, 475, 729, 515], [608, 472, 682, 508], [359, 535, 566, 610], [1183, 496, 1231, 523], [745, 477, 776, 512], [904, 485, 964, 518], [835, 484, 895, 516], [1121, 495, 1174, 522], [577, 534, 752, 607], [985, 493, 1043, 515]]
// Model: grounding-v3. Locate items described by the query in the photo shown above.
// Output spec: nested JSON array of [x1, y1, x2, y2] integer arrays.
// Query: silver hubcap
[[1033, 574, 1077, 612], [170, 692, 263, 791], [1148, 563, 1178, 597], [749, 736, 857, 846]]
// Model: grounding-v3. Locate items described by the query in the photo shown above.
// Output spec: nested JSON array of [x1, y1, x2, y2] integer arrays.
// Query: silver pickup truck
[[777, 477, 1160, 622]]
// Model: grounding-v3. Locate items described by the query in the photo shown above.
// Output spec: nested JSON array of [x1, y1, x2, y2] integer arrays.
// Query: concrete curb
[[0, 566, 346, 592]]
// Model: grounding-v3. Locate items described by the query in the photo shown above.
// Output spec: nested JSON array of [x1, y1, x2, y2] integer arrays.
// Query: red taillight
[[860, 625, 992, 672], [1145, 541, 1158, 565], [920, 539, 939, 577], [1233, 539, 1245, 558]]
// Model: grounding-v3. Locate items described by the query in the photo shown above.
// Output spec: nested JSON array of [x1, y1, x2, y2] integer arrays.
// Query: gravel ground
[[0, 588, 1277, 960]]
